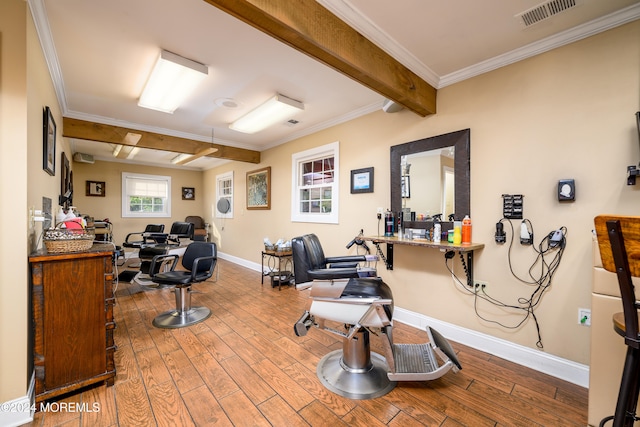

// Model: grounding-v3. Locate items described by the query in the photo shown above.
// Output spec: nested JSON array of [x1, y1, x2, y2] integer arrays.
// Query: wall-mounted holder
[[502, 194, 523, 219], [558, 179, 575, 201]]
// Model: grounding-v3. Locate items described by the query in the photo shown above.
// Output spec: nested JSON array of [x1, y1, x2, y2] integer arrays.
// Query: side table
[[261, 250, 294, 290]]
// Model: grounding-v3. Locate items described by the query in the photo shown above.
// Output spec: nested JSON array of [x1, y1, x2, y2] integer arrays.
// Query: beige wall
[[72, 161, 205, 244], [0, 0, 29, 404], [2, 0, 73, 405], [204, 20, 640, 365]]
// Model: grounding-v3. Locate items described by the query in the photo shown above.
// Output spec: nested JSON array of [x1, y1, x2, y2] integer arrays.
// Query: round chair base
[[317, 350, 396, 399], [152, 306, 211, 329]]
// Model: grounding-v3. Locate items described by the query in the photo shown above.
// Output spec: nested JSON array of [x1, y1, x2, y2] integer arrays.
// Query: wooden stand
[[29, 244, 116, 403]]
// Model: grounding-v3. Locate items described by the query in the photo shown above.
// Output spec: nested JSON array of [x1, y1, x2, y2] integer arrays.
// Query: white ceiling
[[32, 0, 640, 170]]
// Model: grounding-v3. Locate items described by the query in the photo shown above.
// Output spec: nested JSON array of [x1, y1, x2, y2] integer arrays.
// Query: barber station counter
[[364, 235, 484, 286]]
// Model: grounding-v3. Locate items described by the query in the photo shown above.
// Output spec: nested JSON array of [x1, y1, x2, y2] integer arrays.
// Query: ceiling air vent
[[516, 0, 580, 27]]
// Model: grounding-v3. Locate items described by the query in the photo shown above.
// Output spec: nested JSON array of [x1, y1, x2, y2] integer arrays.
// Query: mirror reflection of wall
[[401, 147, 454, 219]]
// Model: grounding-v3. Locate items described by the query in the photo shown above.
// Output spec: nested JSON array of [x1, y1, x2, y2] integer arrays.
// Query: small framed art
[[350, 167, 374, 194], [182, 187, 195, 200], [86, 180, 106, 197]]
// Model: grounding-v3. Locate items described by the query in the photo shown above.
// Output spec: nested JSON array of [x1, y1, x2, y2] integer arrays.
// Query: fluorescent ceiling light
[[229, 94, 304, 134], [127, 147, 140, 160], [138, 50, 208, 114], [113, 132, 143, 159], [171, 147, 218, 165]]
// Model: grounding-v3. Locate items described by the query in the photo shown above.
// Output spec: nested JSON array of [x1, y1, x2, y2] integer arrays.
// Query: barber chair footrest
[[387, 343, 452, 381], [152, 306, 211, 329], [317, 350, 396, 400]]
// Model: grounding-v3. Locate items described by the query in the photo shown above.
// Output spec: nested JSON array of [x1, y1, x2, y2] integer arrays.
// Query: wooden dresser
[[29, 244, 116, 402]]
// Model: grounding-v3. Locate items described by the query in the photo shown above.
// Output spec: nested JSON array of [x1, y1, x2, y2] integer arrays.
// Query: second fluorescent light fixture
[[229, 94, 304, 134], [138, 50, 208, 114]]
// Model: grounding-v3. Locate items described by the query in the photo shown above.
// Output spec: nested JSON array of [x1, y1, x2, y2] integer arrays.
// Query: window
[[215, 171, 233, 218], [291, 141, 339, 224], [121, 172, 171, 218]]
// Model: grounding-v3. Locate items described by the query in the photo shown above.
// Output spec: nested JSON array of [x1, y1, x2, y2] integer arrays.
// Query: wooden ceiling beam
[[202, 0, 436, 116], [62, 117, 260, 164]]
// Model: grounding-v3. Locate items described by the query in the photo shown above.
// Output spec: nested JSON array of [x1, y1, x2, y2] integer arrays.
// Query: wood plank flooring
[[24, 258, 587, 426]]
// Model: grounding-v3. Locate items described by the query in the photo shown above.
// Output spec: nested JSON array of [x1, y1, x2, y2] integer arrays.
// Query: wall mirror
[[390, 129, 470, 229]]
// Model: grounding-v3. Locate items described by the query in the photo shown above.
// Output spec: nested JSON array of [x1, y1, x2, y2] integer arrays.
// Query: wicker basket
[[43, 227, 94, 254]]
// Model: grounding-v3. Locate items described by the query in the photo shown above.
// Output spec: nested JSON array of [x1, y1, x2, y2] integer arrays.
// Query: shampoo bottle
[[462, 215, 472, 244], [453, 220, 462, 245]]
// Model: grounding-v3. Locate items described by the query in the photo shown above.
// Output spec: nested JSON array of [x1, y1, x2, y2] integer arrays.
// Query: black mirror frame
[[390, 128, 470, 228]]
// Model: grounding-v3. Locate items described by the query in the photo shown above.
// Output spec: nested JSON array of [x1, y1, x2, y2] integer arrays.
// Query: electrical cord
[[446, 219, 567, 349]]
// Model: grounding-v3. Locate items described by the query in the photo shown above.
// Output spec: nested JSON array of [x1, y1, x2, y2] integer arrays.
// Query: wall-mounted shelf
[[364, 235, 484, 287]]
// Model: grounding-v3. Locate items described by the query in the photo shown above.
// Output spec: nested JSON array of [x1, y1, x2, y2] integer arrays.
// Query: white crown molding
[[440, 2, 640, 88], [28, 0, 67, 114]]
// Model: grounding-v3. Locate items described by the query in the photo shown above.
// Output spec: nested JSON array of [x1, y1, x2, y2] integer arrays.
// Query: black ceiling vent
[[516, 0, 580, 27]]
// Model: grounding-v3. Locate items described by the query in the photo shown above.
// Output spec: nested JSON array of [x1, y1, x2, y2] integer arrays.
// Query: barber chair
[[595, 216, 640, 427], [291, 233, 372, 289], [134, 222, 195, 286], [146, 221, 194, 245], [149, 242, 217, 329], [292, 233, 461, 399], [123, 224, 165, 249]]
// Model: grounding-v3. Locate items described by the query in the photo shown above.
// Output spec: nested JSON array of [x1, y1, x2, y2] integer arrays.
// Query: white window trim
[[121, 172, 171, 218], [291, 141, 339, 224], [215, 171, 233, 219]]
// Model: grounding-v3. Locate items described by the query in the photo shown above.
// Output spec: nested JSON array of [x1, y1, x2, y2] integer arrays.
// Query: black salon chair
[[291, 233, 371, 289], [292, 233, 460, 399], [147, 221, 194, 246], [123, 224, 165, 249], [149, 241, 217, 329], [595, 216, 640, 427], [135, 222, 195, 286]]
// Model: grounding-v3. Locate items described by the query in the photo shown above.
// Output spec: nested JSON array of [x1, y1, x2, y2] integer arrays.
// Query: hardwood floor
[[24, 258, 587, 426]]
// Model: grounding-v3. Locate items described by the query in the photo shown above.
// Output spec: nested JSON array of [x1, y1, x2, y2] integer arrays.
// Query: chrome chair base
[[152, 306, 211, 329], [316, 329, 396, 399], [317, 350, 396, 399]]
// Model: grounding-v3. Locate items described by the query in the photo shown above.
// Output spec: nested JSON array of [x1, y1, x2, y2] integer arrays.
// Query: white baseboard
[[218, 251, 262, 272], [0, 374, 35, 427], [219, 252, 590, 388]]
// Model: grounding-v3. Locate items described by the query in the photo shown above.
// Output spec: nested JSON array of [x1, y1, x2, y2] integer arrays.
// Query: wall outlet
[[474, 280, 488, 291], [578, 308, 591, 326]]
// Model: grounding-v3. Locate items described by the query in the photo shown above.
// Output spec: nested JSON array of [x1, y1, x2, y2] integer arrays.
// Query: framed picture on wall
[[43, 106, 56, 176], [246, 166, 271, 210], [350, 167, 374, 194], [86, 180, 106, 197], [182, 187, 195, 200]]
